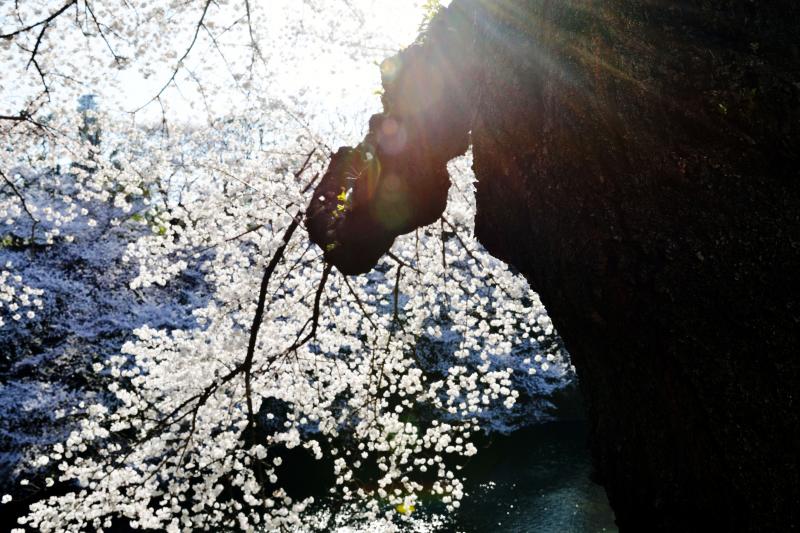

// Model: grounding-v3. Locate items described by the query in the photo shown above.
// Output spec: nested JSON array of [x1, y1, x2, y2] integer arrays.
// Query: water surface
[[450, 421, 617, 532]]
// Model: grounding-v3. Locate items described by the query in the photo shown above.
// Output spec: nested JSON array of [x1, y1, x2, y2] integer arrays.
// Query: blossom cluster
[[2, 1, 571, 530]]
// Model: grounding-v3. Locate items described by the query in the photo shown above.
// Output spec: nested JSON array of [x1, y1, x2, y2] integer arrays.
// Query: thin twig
[[132, 0, 214, 113], [440, 219, 447, 271], [84, 1, 125, 65], [0, 1, 76, 40], [386, 251, 420, 273], [342, 276, 377, 329], [288, 263, 332, 349], [243, 0, 266, 70], [1, 169, 39, 242]]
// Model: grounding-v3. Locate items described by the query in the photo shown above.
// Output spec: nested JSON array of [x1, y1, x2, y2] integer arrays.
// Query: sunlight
[[360, 0, 430, 45], [105, 0, 433, 142]]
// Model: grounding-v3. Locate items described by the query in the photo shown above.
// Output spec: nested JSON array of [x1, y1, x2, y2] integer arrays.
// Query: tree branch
[[392, 265, 402, 325], [1, 169, 39, 242], [84, 1, 125, 65], [0, 0, 76, 40], [386, 251, 420, 273], [242, 211, 303, 434], [132, 0, 214, 113], [342, 275, 377, 329]]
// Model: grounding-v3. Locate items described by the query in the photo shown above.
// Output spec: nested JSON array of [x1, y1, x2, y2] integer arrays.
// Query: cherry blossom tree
[[1, 1, 571, 530]]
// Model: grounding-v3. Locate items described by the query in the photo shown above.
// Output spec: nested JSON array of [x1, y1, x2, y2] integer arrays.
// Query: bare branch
[[294, 149, 317, 181], [0, 1, 76, 40], [441, 219, 447, 271], [25, 20, 48, 70], [201, 23, 245, 93], [0, 169, 39, 242], [0, 104, 63, 136], [132, 0, 214, 113], [242, 210, 303, 432], [392, 265, 402, 324], [241, 151, 321, 436], [0, 114, 27, 122], [84, 1, 125, 65], [243, 0, 266, 71], [342, 275, 377, 329], [386, 251, 420, 273], [308, 263, 332, 340], [286, 262, 332, 350]]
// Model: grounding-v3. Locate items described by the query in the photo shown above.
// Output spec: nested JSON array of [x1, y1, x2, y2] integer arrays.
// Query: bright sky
[[107, 0, 434, 146], [0, 0, 441, 163]]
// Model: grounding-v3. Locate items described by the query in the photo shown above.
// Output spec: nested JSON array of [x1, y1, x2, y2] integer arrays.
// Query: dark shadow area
[[455, 421, 617, 533]]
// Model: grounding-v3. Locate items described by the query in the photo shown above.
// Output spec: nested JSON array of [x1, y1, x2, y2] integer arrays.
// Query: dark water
[[1, 422, 617, 533], [450, 421, 618, 533]]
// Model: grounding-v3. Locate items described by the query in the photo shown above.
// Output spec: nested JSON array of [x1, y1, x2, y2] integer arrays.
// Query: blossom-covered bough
[[2, 1, 571, 531]]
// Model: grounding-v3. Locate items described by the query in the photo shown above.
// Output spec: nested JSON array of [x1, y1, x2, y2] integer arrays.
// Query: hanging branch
[[308, 263, 332, 339], [284, 263, 332, 351], [242, 211, 303, 431], [441, 216, 519, 302], [1, 169, 39, 243], [392, 264, 403, 325], [0, 1, 76, 40], [132, 0, 214, 113], [84, 0, 126, 65], [342, 275, 377, 329], [440, 218, 447, 271], [386, 251, 420, 273], [242, 0, 267, 75], [441, 216, 481, 265], [241, 150, 319, 436]]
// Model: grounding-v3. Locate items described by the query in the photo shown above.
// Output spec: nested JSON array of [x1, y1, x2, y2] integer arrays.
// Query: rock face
[[309, 0, 800, 529]]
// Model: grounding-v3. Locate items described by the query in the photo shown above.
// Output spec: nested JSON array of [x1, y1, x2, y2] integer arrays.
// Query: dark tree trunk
[[464, 0, 800, 530], [313, 0, 800, 529]]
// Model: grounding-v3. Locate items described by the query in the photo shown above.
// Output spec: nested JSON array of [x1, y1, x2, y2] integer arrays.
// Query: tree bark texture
[[464, 0, 800, 530]]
